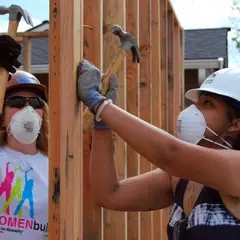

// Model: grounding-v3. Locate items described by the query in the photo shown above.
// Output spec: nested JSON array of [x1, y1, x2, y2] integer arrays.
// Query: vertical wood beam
[[125, 0, 140, 239], [48, 0, 83, 239], [102, 0, 126, 239], [83, 0, 102, 239], [160, 1, 170, 240], [160, 0, 168, 132], [173, 20, 181, 130], [151, 0, 162, 238], [167, 9, 174, 135], [139, 0, 152, 238], [23, 37, 31, 72], [180, 29, 185, 109]]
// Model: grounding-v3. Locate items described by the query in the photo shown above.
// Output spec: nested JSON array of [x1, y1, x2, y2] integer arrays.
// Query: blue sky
[[0, 0, 48, 31], [0, 0, 49, 20], [0, 0, 239, 65]]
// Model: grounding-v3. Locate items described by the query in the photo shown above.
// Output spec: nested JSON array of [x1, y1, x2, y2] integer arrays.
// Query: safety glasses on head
[[4, 96, 44, 109]]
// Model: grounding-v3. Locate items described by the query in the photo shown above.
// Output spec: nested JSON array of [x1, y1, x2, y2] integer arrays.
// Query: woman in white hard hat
[[0, 35, 49, 239], [77, 60, 240, 239]]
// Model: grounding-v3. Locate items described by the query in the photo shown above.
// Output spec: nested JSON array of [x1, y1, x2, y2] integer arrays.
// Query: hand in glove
[[77, 59, 118, 129], [0, 35, 22, 73]]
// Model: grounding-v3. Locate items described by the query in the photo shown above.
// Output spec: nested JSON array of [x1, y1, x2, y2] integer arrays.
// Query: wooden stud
[[151, 0, 161, 128], [139, 0, 152, 239], [160, 0, 168, 133], [167, 9, 174, 135], [125, 0, 140, 239], [151, 0, 162, 238], [180, 29, 185, 109], [160, 1, 172, 240], [173, 20, 181, 130], [23, 37, 31, 72], [48, 0, 83, 239], [102, 0, 126, 239], [83, 0, 102, 239]]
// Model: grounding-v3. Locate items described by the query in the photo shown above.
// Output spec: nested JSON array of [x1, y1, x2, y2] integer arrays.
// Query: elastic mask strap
[[202, 137, 231, 149], [203, 126, 232, 149]]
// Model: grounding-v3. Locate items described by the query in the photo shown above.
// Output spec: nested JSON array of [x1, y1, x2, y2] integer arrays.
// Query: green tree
[[231, 0, 240, 49]]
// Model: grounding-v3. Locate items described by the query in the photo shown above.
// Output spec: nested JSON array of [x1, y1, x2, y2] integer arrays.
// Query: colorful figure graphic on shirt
[[1, 167, 23, 216], [14, 167, 34, 219], [0, 162, 15, 214]]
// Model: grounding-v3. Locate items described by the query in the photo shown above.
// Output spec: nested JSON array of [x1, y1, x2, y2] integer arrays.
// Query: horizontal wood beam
[[0, 31, 49, 42], [0, 25, 92, 42]]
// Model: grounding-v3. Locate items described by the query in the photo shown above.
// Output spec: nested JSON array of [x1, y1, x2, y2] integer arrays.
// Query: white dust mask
[[176, 104, 232, 149], [7, 106, 42, 144]]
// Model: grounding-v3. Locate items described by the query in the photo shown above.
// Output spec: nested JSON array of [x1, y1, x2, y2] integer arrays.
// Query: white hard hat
[[185, 68, 240, 103]]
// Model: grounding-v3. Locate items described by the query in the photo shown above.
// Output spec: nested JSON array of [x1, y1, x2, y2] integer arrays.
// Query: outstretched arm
[[96, 102, 240, 197], [91, 129, 174, 211], [77, 59, 240, 199]]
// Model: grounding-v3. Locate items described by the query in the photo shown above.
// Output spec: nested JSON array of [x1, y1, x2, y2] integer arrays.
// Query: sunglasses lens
[[29, 98, 44, 109], [6, 96, 26, 108], [5, 96, 44, 109]]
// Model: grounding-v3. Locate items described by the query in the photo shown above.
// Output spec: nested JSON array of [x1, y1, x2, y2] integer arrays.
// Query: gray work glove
[[77, 59, 118, 129]]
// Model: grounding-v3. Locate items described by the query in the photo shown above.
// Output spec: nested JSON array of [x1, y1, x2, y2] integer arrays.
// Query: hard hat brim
[[185, 87, 239, 103], [6, 83, 47, 101]]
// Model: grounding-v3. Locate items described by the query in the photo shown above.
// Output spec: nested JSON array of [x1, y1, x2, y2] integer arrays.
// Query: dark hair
[[199, 91, 240, 150], [223, 97, 240, 150], [201, 91, 240, 150]]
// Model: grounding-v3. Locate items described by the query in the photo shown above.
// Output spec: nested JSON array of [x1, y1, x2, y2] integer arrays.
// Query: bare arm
[[90, 129, 174, 211], [95, 103, 240, 197]]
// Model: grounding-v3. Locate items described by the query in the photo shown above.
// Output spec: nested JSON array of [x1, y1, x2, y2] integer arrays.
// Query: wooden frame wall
[[7, 0, 184, 239]]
